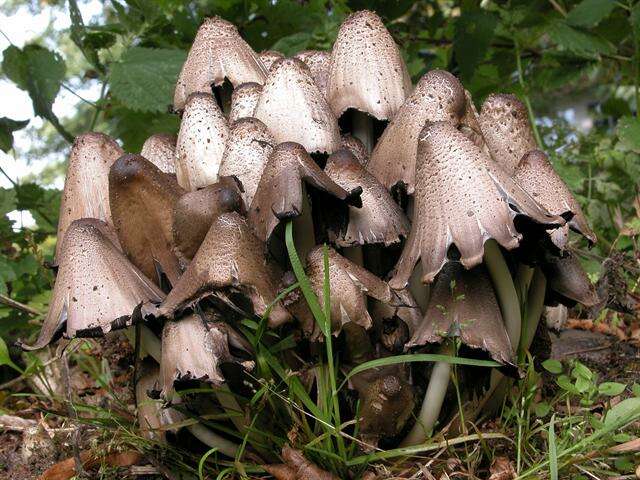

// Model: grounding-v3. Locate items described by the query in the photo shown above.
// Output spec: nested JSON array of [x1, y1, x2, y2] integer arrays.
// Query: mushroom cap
[[390, 121, 566, 288], [407, 263, 515, 366], [514, 150, 596, 247], [172, 177, 244, 261], [324, 149, 409, 247], [294, 50, 330, 94], [370, 286, 423, 342], [479, 93, 538, 175], [327, 10, 412, 120], [173, 16, 267, 111], [229, 82, 262, 123], [367, 70, 467, 194], [542, 252, 599, 307], [258, 50, 285, 71], [140, 134, 177, 174], [55, 132, 123, 261], [157, 212, 291, 327], [340, 134, 369, 165], [21, 219, 164, 351], [248, 142, 362, 243], [109, 154, 185, 285], [218, 117, 275, 206], [254, 58, 341, 154], [175, 93, 229, 191]]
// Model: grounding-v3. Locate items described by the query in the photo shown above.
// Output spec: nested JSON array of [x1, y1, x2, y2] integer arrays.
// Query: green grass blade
[[549, 414, 558, 480], [198, 447, 219, 480]]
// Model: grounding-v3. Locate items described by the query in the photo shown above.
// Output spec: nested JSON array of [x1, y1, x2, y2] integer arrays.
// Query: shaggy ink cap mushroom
[[294, 50, 331, 94], [229, 82, 263, 123], [340, 134, 369, 165], [258, 50, 284, 71], [140, 134, 177, 174], [173, 17, 267, 111], [370, 286, 423, 351], [542, 252, 599, 307]]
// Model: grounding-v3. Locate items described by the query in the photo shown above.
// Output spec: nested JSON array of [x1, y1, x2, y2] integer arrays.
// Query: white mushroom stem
[[515, 263, 534, 307], [520, 267, 547, 356], [351, 110, 374, 153], [292, 184, 316, 264], [187, 423, 238, 457]]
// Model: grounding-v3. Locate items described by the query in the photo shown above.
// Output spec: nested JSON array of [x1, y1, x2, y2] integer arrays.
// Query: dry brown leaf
[[488, 456, 516, 480], [39, 450, 143, 480]]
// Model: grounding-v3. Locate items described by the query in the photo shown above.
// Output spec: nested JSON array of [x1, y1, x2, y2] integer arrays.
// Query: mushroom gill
[[140, 134, 177, 174], [294, 50, 330, 94], [229, 82, 262, 123]]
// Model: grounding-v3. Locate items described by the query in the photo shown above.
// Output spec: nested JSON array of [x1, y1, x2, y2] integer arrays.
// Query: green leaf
[[0, 188, 17, 216], [109, 47, 187, 113], [271, 32, 313, 56], [632, 383, 640, 397], [0, 257, 17, 294], [617, 116, 640, 152], [535, 402, 551, 417], [567, 0, 616, 28], [0, 335, 21, 373], [542, 359, 563, 374], [547, 20, 615, 58], [0, 117, 29, 152], [598, 382, 626, 396], [604, 397, 640, 428], [454, 10, 498, 81]]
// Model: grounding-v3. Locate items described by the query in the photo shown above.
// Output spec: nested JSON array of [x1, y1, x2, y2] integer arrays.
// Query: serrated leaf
[[454, 10, 498, 81], [567, 0, 616, 28], [598, 382, 626, 396], [109, 47, 187, 113], [547, 20, 615, 58], [0, 117, 29, 153], [617, 116, 640, 152]]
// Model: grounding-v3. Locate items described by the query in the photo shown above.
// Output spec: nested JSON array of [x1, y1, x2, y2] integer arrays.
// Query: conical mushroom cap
[[294, 50, 330, 94], [176, 93, 229, 191], [340, 134, 368, 165], [157, 212, 291, 327], [173, 17, 267, 111], [140, 134, 177, 174], [390, 122, 566, 288], [254, 58, 340, 154], [324, 149, 409, 247], [370, 287, 423, 349], [542, 252, 599, 307], [514, 150, 596, 246], [248, 142, 362, 242], [22, 219, 164, 351], [479, 94, 538, 175], [407, 263, 515, 366], [218, 118, 275, 206], [258, 50, 284, 71], [160, 314, 254, 398], [327, 10, 412, 120], [109, 154, 185, 285], [367, 70, 466, 194], [229, 82, 262, 123], [172, 177, 244, 262], [55, 133, 123, 261]]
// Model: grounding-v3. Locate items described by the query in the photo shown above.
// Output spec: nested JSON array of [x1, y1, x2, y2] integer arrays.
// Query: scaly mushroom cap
[[324, 149, 409, 247], [340, 134, 368, 165], [514, 150, 596, 246], [327, 10, 412, 120], [109, 154, 185, 285], [160, 314, 254, 398], [172, 177, 244, 262], [218, 117, 275, 206], [140, 134, 177, 174], [258, 50, 285, 71], [157, 212, 291, 327], [229, 82, 262, 123], [21, 219, 164, 351], [367, 70, 466, 194], [254, 58, 341, 154], [370, 287, 423, 349], [173, 17, 267, 111], [248, 142, 362, 243], [460, 89, 486, 149], [407, 263, 515, 365], [294, 50, 330, 94], [55, 132, 123, 261], [479, 93, 538, 175], [175, 93, 229, 191], [390, 122, 565, 288], [542, 252, 599, 307]]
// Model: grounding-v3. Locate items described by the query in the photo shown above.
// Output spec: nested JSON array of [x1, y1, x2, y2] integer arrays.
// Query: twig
[[0, 293, 41, 316]]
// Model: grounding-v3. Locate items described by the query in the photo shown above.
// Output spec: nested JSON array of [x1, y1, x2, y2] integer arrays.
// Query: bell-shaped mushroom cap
[[254, 58, 341, 154], [229, 82, 262, 123], [176, 93, 229, 191], [340, 134, 368, 165], [294, 50, 330, 94], [160, 314, 254, 398], [370, 287, 423, 340], [55, 132, 123, 261], [21, 219, 164, 351], [258, 50, 284, 71], [514, 150, 596, 246], [407, 263, 514, 365], [479, 93, 538, 175], [172, 177, 244, 262], [390, 122, 565, 288], [324, 149, 409, 247], [327, 10, 412, 120], [109, 154, 185, 285], [173, 17, 267, 111], [367, 70, 467, 194], [218, 118, 275, 206], [140, 134, 176, 174], [542, 252, 599, 307], [248, 142, 362, 242], [157, 212, 291, 327]]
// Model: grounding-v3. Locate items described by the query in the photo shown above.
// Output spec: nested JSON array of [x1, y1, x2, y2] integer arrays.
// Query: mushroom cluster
[[24, 10, 599, 463]]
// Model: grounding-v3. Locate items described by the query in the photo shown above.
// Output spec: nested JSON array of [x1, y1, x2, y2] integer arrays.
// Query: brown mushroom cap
[[370, 286, 423, 342], [367, 70, 466, 194], [175, 93, 229, 191], [324, 149, 409, 247], [327, 10, 412, 120], [55, 132, 123, 261], [140, 134, 177, 174], [247, 142, 362, 243], [21, 219, 164, 351], [172, 177, 244, 262], [542, 252, 599, 307], [229, 82, 262, 123], [218, 117, 275, 206], [254, 58, 341, 154], [258, 50, 285, 71], [173, 17, 267, 111], [390, 121, 565, 288], [294, 50, 330, 94], [340, 134, 368, 165], [157, 212, 291, 327]]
